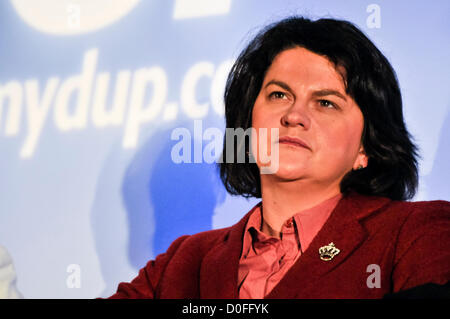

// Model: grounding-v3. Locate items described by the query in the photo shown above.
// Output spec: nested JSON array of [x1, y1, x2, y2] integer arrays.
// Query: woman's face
[[251, 47, 367, 188]]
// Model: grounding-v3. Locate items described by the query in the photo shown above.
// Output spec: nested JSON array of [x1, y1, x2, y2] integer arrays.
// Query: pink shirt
[[238, 193, 343, 299]]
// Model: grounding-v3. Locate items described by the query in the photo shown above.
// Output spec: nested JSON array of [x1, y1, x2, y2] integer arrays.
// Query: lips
[[278, 136, 311, 150]]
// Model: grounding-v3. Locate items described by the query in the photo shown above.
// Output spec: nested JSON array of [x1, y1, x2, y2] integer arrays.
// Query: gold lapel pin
[[319, 242, 340, 261]]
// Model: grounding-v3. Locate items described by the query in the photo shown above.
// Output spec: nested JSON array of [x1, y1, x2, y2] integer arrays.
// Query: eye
[[318, 99, 337, 109], [269, 91, 287, 100]]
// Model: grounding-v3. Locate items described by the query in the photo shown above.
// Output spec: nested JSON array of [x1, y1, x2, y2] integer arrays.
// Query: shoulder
[[393, 199, 450, 252], [390, 199, 450, 290], [358, 194, 450, 230], [346, 193, 450, 290], [169, 205, 257, 255], [396, 198, 450, 213], [377, 195, 450, 213], [366, 197, 450, 249], [394, 199, 450, 234], [171, 226, 233, 255]]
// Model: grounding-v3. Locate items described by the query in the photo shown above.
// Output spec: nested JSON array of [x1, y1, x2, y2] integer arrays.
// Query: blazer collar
[[199, 191, 391, 299]]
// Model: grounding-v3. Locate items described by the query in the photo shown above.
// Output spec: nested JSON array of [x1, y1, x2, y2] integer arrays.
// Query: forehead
[[264, 47, 347, 90]]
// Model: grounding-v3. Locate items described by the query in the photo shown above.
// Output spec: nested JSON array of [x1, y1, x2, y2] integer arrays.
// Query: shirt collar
[[241, 193, 343, 258]]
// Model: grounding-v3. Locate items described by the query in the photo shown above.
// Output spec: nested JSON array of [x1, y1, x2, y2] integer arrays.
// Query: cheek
[[319, 121, 363, 160], [251, 103, 268, 143], [251, 98, 265, 128], [252, 99, 281, 131], [251, 103, 279, 166]]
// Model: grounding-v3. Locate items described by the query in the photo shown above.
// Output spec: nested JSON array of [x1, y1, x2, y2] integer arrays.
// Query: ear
[[353, 146, 368, 170]]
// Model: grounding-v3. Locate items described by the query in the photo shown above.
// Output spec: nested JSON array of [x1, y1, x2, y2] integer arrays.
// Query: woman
[[109, 16, 450, 298]]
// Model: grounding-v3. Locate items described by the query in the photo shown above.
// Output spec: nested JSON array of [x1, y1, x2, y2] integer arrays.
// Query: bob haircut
[[219, 16, 419, 201]]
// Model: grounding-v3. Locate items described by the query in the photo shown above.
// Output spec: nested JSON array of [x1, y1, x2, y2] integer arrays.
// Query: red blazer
[[109, 191, 450, 298]]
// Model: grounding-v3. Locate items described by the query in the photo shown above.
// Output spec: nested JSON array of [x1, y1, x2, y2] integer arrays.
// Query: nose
[[280, 100, 311, 129]]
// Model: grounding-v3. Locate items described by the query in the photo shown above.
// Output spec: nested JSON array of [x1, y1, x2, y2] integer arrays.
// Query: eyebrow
[[264, 80, 347, 102], [265, 80, 292, 93], [312, 89, 347, 102]]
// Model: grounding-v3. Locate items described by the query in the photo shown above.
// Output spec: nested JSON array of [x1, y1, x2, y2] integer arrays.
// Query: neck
[[260, 177, 341, 236]]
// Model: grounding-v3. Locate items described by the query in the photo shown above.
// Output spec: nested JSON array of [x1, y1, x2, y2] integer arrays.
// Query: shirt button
[[284, 218, 294, 228]]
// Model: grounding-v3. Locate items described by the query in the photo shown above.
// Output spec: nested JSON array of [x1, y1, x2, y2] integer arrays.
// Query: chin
[[266, 162, 309, 181]]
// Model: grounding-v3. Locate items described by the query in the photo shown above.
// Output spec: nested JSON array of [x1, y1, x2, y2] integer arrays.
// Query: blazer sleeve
[[108, 235, 190, 299], [392, 200, 450, 292]]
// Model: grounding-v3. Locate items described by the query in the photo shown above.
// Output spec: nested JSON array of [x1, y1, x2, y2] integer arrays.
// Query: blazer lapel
[[199, 204, 260, 298], [265, 191, 391, 299], [198, 192, 391, 299]]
